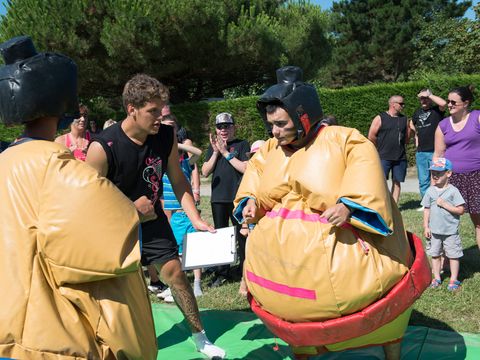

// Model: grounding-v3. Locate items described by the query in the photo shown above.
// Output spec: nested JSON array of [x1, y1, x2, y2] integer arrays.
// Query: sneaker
[[157, 287, 172, 299], [416, 206, 424, 212], [148, 280, 167, 294], [163, 295, 175, 303], [209, 276, 227, 288]]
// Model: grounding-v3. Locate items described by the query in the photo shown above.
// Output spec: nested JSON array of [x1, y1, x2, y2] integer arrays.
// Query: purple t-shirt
[[439, 110, 480, 173]]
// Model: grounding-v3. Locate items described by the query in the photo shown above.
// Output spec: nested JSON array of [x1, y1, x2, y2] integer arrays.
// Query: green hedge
[[2, 74, 479, 166]]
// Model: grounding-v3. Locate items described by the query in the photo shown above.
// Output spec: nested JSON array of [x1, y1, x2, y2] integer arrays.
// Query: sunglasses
[[396, 102, 405, 106], [216, 123, 233, 130], [446, 100, 461, 106]]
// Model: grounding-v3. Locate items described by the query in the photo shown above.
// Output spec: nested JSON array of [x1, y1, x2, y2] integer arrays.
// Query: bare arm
[[54, 134, 66, 145], [433, 126, 446, 158], [85, 141, 108, 177], [436, 198, 465, 216], [178, 139, 202, 165], [201, 133, 220, 177], [418, 90, 447, 112], [423, 208, 431, 239], [409, 119, 418, 147], [168, 138, 214, 231], [367, 115, 381, 145], [216, 136, 247, 174]]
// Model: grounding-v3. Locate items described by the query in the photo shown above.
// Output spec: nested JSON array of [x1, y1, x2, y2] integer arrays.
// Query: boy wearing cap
[[421, 157, 465, 291], [202, 112, 249, 286]]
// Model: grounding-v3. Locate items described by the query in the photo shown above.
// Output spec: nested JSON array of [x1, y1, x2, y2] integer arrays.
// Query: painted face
[[266, 107, 297, 146], [215, 122, 235, 142], [130, 98, 165, 135], [446, 92, 468, 116], [430, 170, 451, 188]]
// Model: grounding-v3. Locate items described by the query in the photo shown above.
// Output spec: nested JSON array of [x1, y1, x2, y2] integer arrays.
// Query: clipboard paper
[[181, 226, 237, 270]]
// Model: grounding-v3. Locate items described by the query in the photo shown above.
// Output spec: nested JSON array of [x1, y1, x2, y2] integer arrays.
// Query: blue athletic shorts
[[381, 159, 407, 182], [170, 211, 196, 254]]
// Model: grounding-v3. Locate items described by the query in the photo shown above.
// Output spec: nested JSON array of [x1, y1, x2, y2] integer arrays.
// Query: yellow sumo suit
[[0, 36, 157, 359], [233, 66, 430, 358]]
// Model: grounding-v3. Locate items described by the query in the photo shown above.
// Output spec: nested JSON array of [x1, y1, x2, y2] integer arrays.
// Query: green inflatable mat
[[153, 303, 480, 359]]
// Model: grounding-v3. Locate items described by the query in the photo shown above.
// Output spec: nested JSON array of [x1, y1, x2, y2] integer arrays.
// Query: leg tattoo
[[170, 284, 203, 332]]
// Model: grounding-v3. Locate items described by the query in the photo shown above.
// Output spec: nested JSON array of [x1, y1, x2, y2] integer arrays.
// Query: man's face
[[266, 107, 297, 146], [419, 96, 432, 110], [215, 122, 235, 142], [392, 97, 405, 113], [129, 98, 164, 135]]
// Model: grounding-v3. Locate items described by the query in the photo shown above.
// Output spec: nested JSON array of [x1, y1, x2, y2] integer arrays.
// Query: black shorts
[[381, 159, 407, 182], [140, 215, 179, 266]]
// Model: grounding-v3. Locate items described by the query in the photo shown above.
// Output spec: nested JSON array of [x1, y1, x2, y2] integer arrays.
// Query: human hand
[[193, 192, 201, 205], [436, 197, 448, 209], [133, 195, 157, 222], [242, 199, 257, 224], [424, 227, 431, 239], [322, 203, 351, 227], [209, 133, 219, 153], [216, 135, 228, 156], [192, 218, 216, 233], [418, 89, 432, 98]]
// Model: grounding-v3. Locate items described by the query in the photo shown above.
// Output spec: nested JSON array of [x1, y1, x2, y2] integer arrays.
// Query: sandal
[[429, 278, 442, 289], [447, 280, 461, 291]]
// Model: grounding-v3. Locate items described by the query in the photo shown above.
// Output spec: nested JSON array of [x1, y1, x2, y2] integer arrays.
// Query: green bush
[[2, 74, 478, 167]]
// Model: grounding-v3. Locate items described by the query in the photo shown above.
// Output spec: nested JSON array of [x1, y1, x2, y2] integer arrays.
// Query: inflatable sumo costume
[[0, 36, 157, 359], [233, 66, 431, 358]]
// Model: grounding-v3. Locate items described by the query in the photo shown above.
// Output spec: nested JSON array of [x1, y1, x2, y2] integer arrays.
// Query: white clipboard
[[181, 226, 237, 270]]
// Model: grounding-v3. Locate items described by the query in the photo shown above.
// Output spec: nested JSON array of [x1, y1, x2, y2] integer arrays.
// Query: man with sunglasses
[[368, 95, 410, 203], [202, 112, 249, 287], [409, 89, 446, 207]]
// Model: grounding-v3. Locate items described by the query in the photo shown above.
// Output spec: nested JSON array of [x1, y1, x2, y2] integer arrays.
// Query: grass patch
[[152, 194, 480, 333]]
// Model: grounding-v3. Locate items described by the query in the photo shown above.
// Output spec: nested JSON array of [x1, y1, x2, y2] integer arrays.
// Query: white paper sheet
[[181, 226, 237, 270]]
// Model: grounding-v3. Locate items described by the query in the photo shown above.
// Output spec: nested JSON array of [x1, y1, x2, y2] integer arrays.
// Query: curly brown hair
[[122, 74, 169, 111]]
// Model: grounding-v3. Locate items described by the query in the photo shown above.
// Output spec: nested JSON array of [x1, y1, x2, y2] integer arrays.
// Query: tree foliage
[[0, 0, 331, 102], [410, 4, 480, 79], [324, 0, 470, 87]]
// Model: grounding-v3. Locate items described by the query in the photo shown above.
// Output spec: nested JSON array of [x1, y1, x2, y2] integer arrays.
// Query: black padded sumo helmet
[[257, 66, 323, 141], [0, 36, 78, 125]]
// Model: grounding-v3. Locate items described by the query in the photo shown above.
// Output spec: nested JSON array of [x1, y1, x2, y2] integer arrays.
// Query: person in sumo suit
[[233, 66, 431, 360], [0, 36, 157, 359]]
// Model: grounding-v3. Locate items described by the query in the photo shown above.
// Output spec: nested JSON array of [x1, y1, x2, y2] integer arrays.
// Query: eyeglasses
[[447, 100, 462, 106], [216, 123, 233, 130], [396, 102, 405, 106]]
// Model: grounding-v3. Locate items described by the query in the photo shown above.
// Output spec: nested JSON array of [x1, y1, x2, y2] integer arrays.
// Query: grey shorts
[[426, 233, 463, 259]]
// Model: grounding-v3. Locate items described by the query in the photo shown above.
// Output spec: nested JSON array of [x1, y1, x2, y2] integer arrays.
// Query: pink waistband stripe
[[246, 270, 317, 300], [266, 208, 328, 223]]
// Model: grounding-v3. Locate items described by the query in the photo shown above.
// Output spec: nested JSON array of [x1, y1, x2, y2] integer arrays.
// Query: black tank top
[[376, 112, 407, 161], [94, 121, 174, 215]]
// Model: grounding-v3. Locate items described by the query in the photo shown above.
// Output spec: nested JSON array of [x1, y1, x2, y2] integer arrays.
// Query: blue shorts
[[170, 211, 196, 255], [381, 159, 407, 182]]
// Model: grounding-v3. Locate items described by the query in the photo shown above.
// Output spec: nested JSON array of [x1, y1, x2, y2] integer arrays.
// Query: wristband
[[224, 152, 235, 161]]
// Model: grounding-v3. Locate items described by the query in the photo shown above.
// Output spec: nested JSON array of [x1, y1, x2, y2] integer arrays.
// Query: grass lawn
[[152, 193, 480, 334]]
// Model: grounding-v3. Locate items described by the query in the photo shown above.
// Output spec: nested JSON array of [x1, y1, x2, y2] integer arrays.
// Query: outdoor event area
[[1, 1, 480, 360]]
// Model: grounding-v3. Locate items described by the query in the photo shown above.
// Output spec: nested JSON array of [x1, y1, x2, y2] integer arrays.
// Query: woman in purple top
[[435, 85, 480, 250]]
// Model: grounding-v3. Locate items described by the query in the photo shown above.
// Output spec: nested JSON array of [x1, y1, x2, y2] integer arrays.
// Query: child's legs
[[444, 233, 463, 282], [428, 234, 444, 279]]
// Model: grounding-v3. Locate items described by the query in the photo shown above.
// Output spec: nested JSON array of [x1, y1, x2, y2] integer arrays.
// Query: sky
[[0, 1, 478, 19]]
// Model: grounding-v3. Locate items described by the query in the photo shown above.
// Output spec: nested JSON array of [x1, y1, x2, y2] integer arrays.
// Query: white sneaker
[[157, 287, 172, 299], [416, 206, 424, 212], [163, 295, 175, 303], [193, 330, 226, 359]]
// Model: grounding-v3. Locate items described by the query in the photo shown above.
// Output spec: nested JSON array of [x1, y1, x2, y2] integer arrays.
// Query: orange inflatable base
[[249, 232, 431, 349]]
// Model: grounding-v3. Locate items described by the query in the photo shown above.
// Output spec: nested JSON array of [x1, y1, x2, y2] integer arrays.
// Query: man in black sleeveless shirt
[[368, 95, 411, 203], [86, 74, 226, 359]]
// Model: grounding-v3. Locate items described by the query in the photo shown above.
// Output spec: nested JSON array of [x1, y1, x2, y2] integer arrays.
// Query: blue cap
[[429, 158, 452, 171]]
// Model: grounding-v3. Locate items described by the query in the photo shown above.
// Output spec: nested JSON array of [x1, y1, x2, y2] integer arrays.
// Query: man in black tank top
[[368, 95, 411, 203], [86, 74, 226, 359]]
